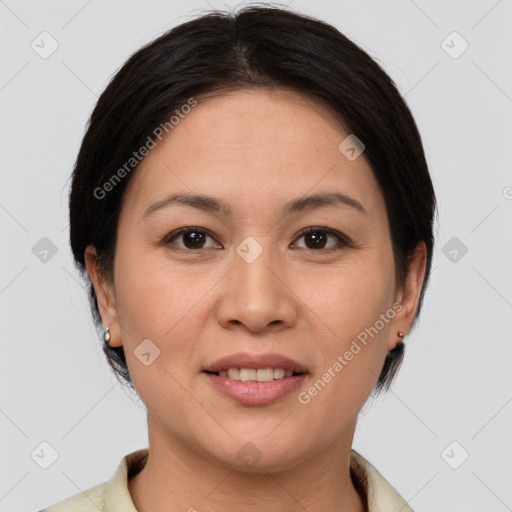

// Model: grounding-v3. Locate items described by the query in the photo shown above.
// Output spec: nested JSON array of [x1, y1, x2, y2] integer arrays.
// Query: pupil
[[307, 231, 326, 249], [185, 231, 204, 249]]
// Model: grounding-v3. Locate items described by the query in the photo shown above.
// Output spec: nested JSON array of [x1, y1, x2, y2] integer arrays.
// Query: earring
[[397, 331, 405, 345], [103, 326, 111, 346]]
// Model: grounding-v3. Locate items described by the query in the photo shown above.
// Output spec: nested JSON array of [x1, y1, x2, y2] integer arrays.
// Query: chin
[[205, 436, 309, 474]]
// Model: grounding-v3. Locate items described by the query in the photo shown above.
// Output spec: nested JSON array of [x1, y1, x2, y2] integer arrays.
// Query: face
[[86, 88, 425, 472]]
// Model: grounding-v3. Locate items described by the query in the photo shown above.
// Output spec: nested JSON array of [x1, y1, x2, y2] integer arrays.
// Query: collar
[[106, 448, 413, 512]]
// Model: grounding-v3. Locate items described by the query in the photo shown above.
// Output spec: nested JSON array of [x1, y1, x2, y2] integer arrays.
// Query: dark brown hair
[[69, 5, 436, 394]]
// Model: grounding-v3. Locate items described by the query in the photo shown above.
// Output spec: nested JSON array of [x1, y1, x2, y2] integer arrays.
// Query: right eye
[[163, 227, 222, 251]]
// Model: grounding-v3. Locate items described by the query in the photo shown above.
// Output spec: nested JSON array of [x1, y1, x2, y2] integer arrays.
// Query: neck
[[128, 415, 366, 512]]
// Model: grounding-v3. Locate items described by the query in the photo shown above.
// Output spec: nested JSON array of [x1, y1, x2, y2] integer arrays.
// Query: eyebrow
[[141, 191, 368, 220]]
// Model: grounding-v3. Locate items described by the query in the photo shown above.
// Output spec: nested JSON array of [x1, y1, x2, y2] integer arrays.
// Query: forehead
[[120, 88, 385, 222]]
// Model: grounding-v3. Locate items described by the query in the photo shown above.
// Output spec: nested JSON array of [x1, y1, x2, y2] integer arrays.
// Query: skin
[[85, 88, 427, 512]]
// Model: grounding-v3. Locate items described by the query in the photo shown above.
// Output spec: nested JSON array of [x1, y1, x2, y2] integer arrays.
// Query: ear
[[387, 241, 428, 350], [84, 245, 122, 348]]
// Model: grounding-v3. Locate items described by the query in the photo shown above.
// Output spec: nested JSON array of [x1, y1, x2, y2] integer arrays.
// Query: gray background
[[1, 0, 511, 511]]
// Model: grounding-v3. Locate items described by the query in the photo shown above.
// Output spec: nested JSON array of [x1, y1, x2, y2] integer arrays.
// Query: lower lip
[[203, 372, 307, 405]]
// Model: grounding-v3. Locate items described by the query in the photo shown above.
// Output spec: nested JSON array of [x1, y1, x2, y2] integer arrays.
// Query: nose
[[216, 242, 298, 333]]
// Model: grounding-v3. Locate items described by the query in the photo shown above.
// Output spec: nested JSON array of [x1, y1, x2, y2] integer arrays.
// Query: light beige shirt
[[40, 448, 413, 511]]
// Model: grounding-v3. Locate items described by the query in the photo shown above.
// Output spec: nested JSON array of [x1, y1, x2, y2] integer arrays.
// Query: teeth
[[239, 368, 257, 382], [274, 368, 285, 379], [257, 368, 274, 382], [216, 367, 299, 382], [227, 368, 239, 380]]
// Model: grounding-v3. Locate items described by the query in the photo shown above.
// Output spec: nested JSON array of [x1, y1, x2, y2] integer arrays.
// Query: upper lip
[[203, 352, 309, 374]]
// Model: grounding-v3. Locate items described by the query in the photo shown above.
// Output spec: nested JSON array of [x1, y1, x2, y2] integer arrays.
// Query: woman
[[41, 5, 436, 511]]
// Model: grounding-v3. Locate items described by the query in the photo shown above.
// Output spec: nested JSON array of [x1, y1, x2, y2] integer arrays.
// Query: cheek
[[297, 254, 394, 398], [111, 252, 204, 410], [111, 244, 228, 388], [113, 244, 202, 336], [300, 253, 395, 335]]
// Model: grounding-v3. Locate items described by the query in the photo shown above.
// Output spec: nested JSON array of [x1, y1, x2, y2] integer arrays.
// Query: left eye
[[293, 227, 349, 251]]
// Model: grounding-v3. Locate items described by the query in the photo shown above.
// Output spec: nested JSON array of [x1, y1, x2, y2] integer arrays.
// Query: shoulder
[[39, 448, 149, 512], [350, 449, 414, 512], [39, 480, 107, 512], [40, 448, 407, 511]]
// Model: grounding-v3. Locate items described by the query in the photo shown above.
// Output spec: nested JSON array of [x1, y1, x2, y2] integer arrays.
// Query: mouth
[[202, 353, 308, 405], [202, 352, 309, 380], [203, 367, 306, 382]]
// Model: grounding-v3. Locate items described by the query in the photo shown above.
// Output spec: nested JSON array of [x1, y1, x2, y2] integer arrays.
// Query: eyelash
[[163, 226, 352, 253]]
